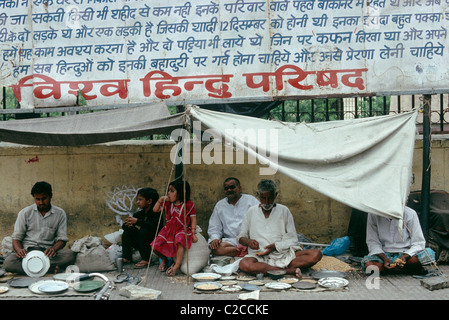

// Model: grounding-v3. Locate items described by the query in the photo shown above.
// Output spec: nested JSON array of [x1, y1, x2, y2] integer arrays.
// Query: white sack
[[72, 236, 116, 272], [179, 227, 210, 275]]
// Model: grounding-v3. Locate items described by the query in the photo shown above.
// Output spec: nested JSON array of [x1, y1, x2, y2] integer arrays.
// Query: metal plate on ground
[[242, 284, 260, 291], [221, 285, 242, 292], [248, 280, 266, 286], [279, 277, 299, 284], [194, 282, 223, 291], [318, 277, 349, 288], [293, 281, 318, 290], [38, 280, 69, 294], [192, 273, 222, 282], [73, 280, 105, 293], [9, 277, 42, 288], [53, 272, 86, 281], [236, 276, 256, 281], [264, 282, 291, 290], [29, 280, 49, 294], [311, 270, 347, 280]]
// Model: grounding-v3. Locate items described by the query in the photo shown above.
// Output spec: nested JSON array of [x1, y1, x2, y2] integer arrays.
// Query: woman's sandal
[[158, 261, 168, 272], [158, 258, 173, 272], [114, 273, 130, 283]]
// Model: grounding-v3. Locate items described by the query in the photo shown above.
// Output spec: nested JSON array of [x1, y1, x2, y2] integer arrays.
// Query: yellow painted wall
[[0, 136, 447, 246]]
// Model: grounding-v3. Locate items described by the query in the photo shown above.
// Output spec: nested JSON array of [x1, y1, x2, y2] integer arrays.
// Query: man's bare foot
[[295, 268, 302, 279], [284, 267, 302, 279], [134, 260, 149, 268]]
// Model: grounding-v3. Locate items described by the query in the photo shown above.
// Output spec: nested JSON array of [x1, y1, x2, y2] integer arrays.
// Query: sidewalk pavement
[[106, 261, 449, 301], [2, 255, 449, 301], [2, 255, 448, 319]]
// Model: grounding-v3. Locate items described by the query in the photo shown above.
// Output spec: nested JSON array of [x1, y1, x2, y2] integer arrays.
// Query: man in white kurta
[[237, 179, 322, 277], [362, 206, 435, 274], [238, 203, 302, 267], [208, 177, 259, 256]]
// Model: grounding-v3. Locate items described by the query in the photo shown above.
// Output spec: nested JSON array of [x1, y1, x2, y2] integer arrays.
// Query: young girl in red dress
[[151, 180, 198, 276]]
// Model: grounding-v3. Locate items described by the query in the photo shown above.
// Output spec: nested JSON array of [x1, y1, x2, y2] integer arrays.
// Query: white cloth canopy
[[189, 106, 418, 221], [0, 102, 184, 146], [0, 103, 418, 221]]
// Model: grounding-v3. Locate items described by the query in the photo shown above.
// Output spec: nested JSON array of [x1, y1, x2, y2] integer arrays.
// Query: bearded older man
[[237, 179, 322, 278]]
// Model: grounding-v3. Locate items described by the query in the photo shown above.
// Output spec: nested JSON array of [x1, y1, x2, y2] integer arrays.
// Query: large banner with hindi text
[[0, 0, 448, 108]]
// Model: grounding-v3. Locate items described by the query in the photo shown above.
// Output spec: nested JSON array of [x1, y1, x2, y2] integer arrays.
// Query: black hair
[[31, 181, 52, 196], [169, 179, 191, 202], [224, 177, 241, 187], [137, 187, 159, 207]]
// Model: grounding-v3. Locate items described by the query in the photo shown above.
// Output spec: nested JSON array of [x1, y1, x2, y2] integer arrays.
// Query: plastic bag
[[104, 229, 123, 244], [210, 258, 242, 275], [322, 236, 350, 256], [106, 243, 122, 263]]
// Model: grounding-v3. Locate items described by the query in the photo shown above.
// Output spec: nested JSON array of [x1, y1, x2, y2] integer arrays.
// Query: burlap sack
[[72, 236, 116, 272]]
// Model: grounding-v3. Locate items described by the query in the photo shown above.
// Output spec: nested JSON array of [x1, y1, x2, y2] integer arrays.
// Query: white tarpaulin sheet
[[0, 102, 184, 146], [0, 102, 418, 221], [189, 106, 418, 221]]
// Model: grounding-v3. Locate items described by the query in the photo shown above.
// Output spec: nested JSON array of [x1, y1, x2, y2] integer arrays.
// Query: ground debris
[[420, 274, 449, 291], [118, 284, 162, 300], [311, 256, 356, 273]]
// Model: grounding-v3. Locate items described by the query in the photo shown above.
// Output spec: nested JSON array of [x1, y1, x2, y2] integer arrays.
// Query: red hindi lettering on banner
[[11, 74, 62, 102]]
